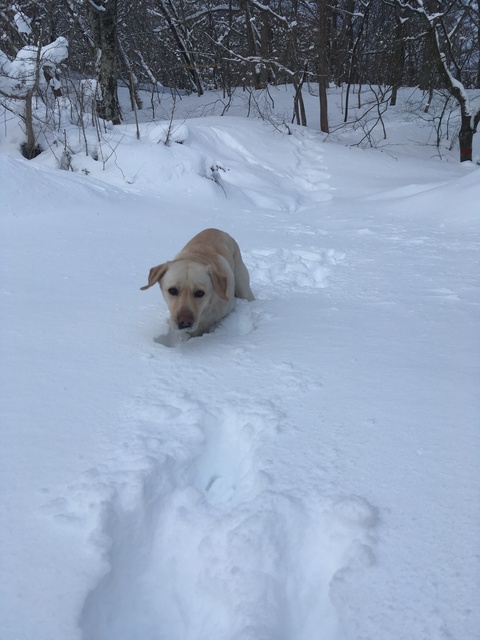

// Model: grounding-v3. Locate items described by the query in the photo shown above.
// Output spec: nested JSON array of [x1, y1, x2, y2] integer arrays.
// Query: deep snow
[[1, 86, 480, 640]]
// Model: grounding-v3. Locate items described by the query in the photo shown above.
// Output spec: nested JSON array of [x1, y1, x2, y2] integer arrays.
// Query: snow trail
[[76, 136, 378, 640], [79, 339, 377, 640]]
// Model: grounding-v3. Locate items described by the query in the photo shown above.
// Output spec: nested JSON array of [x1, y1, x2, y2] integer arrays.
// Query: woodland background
[[1, 0, 479, 162]]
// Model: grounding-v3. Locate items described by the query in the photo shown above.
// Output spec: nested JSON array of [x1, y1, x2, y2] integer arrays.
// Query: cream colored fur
[[141, 229, 254, 337]]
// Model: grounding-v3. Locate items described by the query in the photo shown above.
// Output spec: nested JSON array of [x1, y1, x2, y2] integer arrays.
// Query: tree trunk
[[293, 66, 307, 126], [259, 0, 272, 87], [22, 89, 40, 159], [118, 41, 143, 111], [458, 106, 480, 163], [317, 0, 329, 133], [89, 0, 121, 124], [477, 0, 480, 88], [242, 0, 262, 89], [21, 36, 42, 159], [418, 29, 438, 92], [390, 5, 405, 107]]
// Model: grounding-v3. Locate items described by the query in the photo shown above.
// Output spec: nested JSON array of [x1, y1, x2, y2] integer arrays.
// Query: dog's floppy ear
[[140, 263, 169, 291], [209, 266, 229, 301]]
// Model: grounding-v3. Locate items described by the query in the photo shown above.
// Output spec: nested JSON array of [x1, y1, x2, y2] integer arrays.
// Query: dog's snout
[[176, 310, 194, 330]]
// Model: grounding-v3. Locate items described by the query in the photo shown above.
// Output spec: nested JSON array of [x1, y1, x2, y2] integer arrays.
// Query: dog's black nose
[[176, 310, 194, 330], [177, 319, 193, 330]]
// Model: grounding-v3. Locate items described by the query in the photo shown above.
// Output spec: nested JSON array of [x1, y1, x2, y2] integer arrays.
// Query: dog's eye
[[168, 287, 179, 296], [194, 290, 205, 298]]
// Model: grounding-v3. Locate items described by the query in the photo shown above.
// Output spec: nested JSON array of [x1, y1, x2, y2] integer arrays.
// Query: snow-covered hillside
[[1, 88, 479, 640]]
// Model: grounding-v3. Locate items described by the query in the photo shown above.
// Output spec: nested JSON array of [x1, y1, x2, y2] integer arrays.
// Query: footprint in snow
[[76, 396, 377, 640]]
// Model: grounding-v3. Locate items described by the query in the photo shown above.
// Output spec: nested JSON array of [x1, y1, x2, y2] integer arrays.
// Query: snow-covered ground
[[1, 86, 479, 640]]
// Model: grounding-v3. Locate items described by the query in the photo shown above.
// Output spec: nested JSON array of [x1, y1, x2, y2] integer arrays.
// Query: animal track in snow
[[74, 384, 376, 640], [291, 131, 334, 206], [193, 406, 274, 506]]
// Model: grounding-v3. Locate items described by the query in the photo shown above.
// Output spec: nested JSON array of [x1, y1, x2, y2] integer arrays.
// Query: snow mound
[[249, 247, 345, 297]]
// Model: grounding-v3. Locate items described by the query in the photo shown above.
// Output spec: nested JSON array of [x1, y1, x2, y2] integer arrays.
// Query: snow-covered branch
[[0, 37, 68, 98]]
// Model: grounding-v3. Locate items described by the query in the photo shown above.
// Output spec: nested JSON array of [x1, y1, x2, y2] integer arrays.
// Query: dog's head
[[141, 259, 228, 332]]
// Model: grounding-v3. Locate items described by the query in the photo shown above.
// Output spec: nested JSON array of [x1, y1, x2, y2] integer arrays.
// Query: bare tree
[[152, 0, 204, 96], [1, 33, 68, 158], [392, 0, 480, 161]]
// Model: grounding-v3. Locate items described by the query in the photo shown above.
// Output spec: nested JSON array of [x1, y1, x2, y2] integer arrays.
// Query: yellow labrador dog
[[141, 229, 254, 337]]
